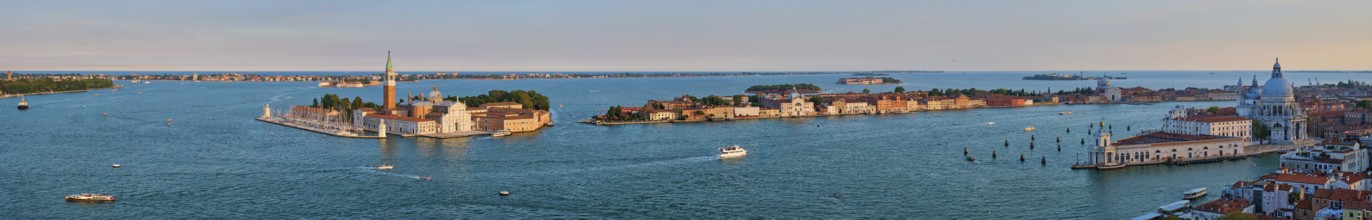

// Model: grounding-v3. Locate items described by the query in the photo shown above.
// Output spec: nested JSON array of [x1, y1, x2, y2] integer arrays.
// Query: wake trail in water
[[356, 167, 426, 180]]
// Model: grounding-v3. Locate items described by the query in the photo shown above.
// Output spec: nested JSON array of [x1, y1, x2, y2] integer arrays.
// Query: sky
[[1, 0, 1369, 71]]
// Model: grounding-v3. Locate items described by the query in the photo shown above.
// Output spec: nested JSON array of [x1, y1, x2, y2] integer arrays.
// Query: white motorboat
[[17, 96, 29, 110], [377, 165, 394, 170], [112, 164, 121, 168], [719, 145, 747, 159], [1182, 187, 1207, 200], [985, 122, 995, 125], [1024, 127, 1036, 132], [491, 130, 512, 137]]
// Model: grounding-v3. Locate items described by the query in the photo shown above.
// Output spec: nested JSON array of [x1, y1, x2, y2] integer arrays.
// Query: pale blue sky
[[2, 0, 1369, 71]]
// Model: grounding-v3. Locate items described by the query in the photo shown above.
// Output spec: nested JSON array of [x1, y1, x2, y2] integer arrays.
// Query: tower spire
[[1272, 57, 1283, 78], [386, 51, 393, 70]]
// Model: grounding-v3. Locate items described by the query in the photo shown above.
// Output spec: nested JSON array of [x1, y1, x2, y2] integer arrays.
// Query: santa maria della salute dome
[[1236, 58, 1307, 144]]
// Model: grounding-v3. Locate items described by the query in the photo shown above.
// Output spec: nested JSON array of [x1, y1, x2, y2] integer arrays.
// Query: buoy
[[1056, 137, 1060, 143], [1067, 127, 1071, 133], [1031, 135, 1036, 141], [1127, 125, 1131, 131], [1081, 138, 1085, 145], [992, 150, 998, 159], [1030, 142, 1035, 149], [1041, 156, 1047, 165], [1019, 154, 1025, 162], [499, 191, 510, 196], [1057, 144, 1061, 151], [1004, 140, 1009, 148], [964, 147, 969, 155], [112, 164, 121, 168]]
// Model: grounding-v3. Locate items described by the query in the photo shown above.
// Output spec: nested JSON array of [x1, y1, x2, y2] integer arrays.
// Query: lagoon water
[[3, 71, 1371, 218]]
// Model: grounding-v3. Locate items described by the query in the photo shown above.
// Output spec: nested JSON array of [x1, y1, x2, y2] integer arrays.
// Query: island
[[0, 71, 117, 98], [837, 77, 901, 85], [1022, 73, 1126, 81]]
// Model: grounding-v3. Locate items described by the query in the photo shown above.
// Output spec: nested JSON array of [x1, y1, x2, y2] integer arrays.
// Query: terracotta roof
[[1296, 199, 1312, 209], [1195, 198, 1251, 214], [1275, 173, 1329, 185], [1175, 115, 1250, 123], [1330, 188, 1365, 201], [1114, 131, 1241, 145], [1347, 201, 1372, 211]]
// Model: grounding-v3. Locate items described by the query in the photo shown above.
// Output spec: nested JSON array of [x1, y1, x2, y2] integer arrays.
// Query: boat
[[1023, 127, 1036, 132], [966, 155, 976, 162], [1058, 112, 1073, 115], [419, 176, 432, 181], [17, 96, 28, 110], [112, 164, 120, 168], [491, 130, 512, 137], [719, 145, 748, 159], [101, 113, 109, 117], [65, 193, 116, 202], [377, 165, 394, 170], [1097, 163, 1127, 170], [985, 122, 995, 125], [1182, 187, 1207, 200]]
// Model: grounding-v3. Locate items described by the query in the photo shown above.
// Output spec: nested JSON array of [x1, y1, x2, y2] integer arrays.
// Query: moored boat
[[1058, 111, 1073, 115], [1182, 187, 1207, 200], [491, 130, 512, 137], [1023, 126, 1036, 132], [377, 165, 394, 170], [1097, 163, 1127, 170], [65, 193, 116, 202], [719, 145, 747, 159]]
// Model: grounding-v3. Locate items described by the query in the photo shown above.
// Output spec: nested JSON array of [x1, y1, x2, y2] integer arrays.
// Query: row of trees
[[603, 105, 647, 121], [1, 78, 115, 94], [445, 90, 551, 110], [310, 93, 379, 121]]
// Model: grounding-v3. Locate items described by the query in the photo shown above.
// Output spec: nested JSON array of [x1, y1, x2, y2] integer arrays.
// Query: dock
[[256, 118, 384, 139]]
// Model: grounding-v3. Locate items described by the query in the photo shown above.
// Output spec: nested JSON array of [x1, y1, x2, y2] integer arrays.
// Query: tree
[[1207, 106, 1221, 114], [732, 95, 744, 106], [894, 86, 906, 93], [313, 98, 319, 107], [1359, 100, 1372, 109], [862, 88, 871, 94], [809, 96, 825, 104], [1252, 119, 1271, 143], [352, 97, 364, 110]]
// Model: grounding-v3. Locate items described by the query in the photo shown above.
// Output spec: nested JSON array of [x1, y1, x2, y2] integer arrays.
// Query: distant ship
[[17, 96, 28, 110], [65, 193, 116, 202]]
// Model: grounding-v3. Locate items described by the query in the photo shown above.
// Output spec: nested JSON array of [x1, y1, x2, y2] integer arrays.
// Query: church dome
[[1261, 77, 1294, 98]]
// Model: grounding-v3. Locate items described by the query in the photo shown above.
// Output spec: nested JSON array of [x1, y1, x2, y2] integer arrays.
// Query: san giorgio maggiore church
[[1235, 58, 1308, 144]]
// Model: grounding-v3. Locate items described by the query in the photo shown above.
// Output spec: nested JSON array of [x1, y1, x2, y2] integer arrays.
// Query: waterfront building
[[1238, 58, 1310, 144], [1161, 106, 1253, 142], [646, 109, 679, 120], [733, 107, 760, 117], [762, 88, 814, 117], [1280, 140, 1367, 173], [474, 107, 551, 132], [1087, 117, 1248, 169], [479, 102, 523, 109], [382, 51, 398, 110], [361, 113, 437, 135]]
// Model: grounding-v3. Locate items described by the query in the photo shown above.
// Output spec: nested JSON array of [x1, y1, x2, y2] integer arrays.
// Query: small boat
[[499, 191, 510, 196], [377, 165, 394, 170], [1182, 187, 1207, 200], [65, 193, 116, 202], [966, 155, 976, 162], [719, 145, 748, 159], [1058, 112, 1073, 115], [17, 96, 29, 110], [112, 164, 121, 168], [1097, 163, 1127, 170], [491, 130, 512, 137], [419, 176, 432, 181], [985, 122, 995, 125], [1024, 127, 1036, 132], [101, 113, 109, 117]]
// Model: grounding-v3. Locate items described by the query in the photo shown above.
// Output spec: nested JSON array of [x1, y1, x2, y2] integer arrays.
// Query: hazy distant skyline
[[2, 0, 1369, 71]]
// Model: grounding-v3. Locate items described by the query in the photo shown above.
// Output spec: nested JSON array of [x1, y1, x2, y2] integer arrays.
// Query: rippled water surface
[[2, 71, 1369, 218]]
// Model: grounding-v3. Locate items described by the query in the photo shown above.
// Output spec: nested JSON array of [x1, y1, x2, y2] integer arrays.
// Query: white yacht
[[719, 145, 747, 159], [491, 130, 512, 137], [1182, 187, 1207, 200], [66, 193, 116, 202]]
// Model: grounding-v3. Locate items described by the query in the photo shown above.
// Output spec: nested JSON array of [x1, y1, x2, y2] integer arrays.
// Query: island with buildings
[[588, 76, 1236, 126], [257, 52, 552, 138], [1022, 73, 1127, 81]]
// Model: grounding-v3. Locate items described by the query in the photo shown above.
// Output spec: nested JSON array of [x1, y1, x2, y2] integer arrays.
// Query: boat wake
[[268, 94, 292, 102], [358, 167, 426, 180]]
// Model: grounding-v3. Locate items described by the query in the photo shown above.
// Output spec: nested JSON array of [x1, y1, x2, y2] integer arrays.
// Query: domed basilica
[[1235, 58, 1307, 144]]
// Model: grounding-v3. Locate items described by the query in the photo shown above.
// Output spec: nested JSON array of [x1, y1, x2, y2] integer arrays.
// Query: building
[[383, 51, 398, 110], [647, 109, 679, 121], [1087, 120, 1247, 169], [1161, 106, 1253, 142], [764, 88, 815, 117], [1280, 139, 1367, 173], [474, 107, 552, 132], [1098, 76, 1122, 102], [1239, 58, 1310, 144], [361, 113, 437, 135]]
